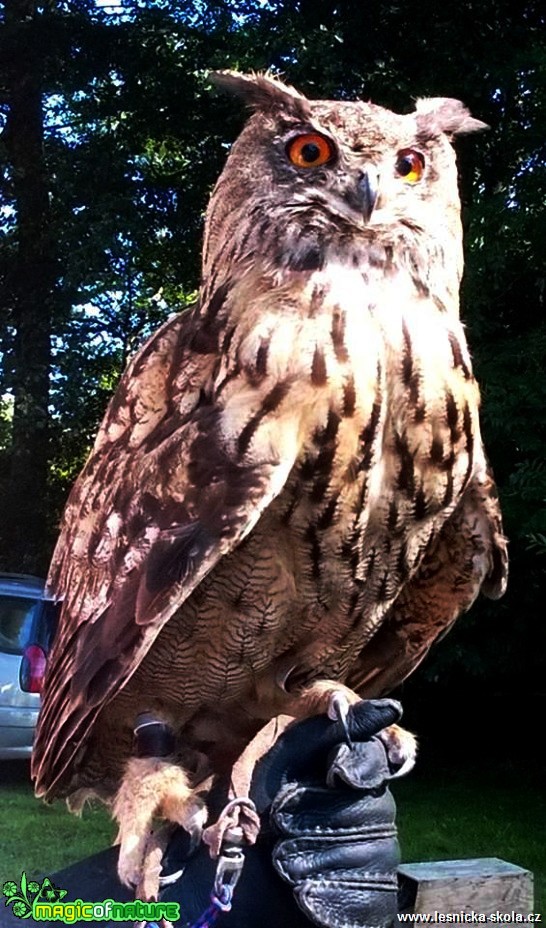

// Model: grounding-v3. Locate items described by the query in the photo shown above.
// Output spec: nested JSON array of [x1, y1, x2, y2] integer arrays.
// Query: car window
[[0, 597, 38, 655]]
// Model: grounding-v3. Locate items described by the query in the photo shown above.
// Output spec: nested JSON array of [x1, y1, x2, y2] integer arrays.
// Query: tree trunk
[[1, 0, 55, 575]]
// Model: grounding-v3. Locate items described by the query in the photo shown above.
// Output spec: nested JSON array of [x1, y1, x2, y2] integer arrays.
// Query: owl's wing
[[348, 464, 508, 697], [32, 304, 304, 797]]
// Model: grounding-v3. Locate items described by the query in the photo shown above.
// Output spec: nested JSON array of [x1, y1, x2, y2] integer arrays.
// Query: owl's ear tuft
[[415, 98, 489, 138], [209, 70, 310, 119]]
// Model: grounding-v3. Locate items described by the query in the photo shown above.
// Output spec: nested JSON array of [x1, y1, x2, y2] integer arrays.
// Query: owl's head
[[204, 71, 487, 289]]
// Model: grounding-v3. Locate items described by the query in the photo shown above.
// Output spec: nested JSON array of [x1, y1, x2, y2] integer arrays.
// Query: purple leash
[[191, 885, 234, 927]]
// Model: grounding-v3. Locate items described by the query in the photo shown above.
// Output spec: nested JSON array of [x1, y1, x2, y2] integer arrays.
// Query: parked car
[[0, 573, 55, 760]]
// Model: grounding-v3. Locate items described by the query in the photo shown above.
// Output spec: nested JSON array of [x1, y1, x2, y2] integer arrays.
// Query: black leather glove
[[25, 699, 404, 928], [250, 697, 403, 928]]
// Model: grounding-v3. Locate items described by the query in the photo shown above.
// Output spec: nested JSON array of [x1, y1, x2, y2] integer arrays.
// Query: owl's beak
[[356, 169, 379, 223]]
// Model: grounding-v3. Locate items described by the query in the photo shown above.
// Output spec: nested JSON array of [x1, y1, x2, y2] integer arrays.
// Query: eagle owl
[[32, 71, 507, 892]]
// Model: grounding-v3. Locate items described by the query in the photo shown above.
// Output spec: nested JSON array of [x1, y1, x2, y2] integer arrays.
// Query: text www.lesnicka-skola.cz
[[398, 913, 542, 924]]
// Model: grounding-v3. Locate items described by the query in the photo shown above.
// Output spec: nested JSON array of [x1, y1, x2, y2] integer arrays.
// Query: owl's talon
[[184, 808, 205, 853], [158, 867, 184, 887], [328, 692, 354, 749], [377, 724, 417, 778]]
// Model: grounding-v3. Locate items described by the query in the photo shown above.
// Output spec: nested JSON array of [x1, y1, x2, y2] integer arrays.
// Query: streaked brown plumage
[[32, 71, 507, 885]]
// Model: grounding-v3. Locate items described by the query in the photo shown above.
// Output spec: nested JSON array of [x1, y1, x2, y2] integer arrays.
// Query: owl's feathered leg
[[325, 688, 416, 774], [294, 679, 417, 776], [223, 679, 417, 803], [114, 756, 206, 888], [203, 680, 416, 855], [113, 716, 206, 894]]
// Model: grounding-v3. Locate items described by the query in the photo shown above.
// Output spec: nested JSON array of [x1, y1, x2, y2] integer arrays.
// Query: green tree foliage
[[0, 0, 544, 687], [1, 0, 56, 572]]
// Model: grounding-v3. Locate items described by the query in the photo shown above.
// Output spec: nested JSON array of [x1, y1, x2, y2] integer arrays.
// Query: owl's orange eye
[[287, 133, 335, 168], [395, 149, 425, 183]]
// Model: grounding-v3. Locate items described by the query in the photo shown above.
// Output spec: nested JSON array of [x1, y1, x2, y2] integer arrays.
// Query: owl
[[32, 71, 507, 897]]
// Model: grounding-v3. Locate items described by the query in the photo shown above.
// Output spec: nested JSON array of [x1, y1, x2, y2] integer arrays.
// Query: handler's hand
[[249, 697, 404, 928]]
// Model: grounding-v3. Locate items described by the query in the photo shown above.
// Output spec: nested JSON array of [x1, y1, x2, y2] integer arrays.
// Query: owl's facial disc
[[308, 164, 381, 230], [282, 135, 382, 229]]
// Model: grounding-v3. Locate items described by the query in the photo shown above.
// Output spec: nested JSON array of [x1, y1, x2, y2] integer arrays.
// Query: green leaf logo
[[2, 873, 64, 919], [37, 878, 67, 903]]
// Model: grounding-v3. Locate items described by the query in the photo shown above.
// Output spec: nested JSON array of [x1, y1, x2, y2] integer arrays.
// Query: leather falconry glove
[[249, 696, 404, 928]]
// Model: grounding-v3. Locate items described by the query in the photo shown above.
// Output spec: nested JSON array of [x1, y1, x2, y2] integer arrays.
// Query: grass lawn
[[393, 758, 546, 913], [0, 761, 114, 886], [1, 755, 544, 913]]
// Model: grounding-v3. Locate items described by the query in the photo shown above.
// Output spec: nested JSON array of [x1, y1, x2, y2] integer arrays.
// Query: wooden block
[[398, 858, 534, 925]]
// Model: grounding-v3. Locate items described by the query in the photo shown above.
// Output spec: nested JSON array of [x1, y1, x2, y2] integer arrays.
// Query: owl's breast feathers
[[216, 257, 500, 617], [32, 256, 507, 798]]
